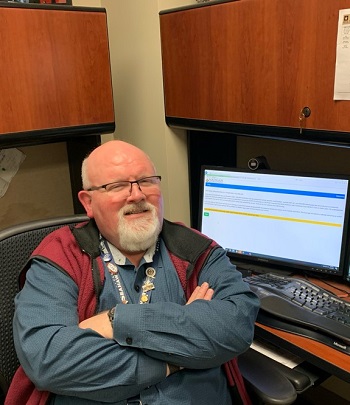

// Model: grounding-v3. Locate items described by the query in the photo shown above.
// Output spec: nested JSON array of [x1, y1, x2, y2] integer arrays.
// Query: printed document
[[334, 9, 350, 100]]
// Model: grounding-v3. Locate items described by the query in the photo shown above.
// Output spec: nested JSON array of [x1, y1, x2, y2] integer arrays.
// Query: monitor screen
[[198, 166, 350, 278]]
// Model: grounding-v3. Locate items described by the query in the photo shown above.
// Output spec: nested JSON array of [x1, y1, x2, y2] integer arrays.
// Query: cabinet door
[[160, 0, 350, 133], [0, 4, 114, 146]]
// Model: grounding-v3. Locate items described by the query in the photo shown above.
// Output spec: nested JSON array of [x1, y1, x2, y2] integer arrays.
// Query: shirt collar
[[108, 241, 157, 265]]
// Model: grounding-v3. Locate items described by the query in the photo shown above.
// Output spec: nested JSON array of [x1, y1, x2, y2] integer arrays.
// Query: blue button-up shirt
[[13, 238, 259, 404]]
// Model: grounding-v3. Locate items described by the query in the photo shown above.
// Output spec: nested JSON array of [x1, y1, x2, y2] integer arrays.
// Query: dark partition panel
[[187, 130, 237, 229]]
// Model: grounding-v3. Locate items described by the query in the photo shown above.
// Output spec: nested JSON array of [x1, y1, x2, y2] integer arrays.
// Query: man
[[6, 140, 259, 404]]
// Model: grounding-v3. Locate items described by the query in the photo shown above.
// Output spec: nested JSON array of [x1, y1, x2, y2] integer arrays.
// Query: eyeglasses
[[86, 175, 162, 194]]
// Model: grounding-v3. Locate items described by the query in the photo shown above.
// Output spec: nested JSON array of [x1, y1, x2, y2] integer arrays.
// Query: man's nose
[[127, 182, 145, 200]]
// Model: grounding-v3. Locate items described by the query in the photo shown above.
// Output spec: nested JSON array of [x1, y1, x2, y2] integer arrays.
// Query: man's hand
[[186, 282, 214, 305]]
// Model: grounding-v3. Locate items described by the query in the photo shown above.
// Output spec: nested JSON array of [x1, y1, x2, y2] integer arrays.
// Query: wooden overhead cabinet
[[0, 3, 115, 147], [159, 0, 350, 141]]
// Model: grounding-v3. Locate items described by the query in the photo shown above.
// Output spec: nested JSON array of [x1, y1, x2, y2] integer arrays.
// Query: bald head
[[82, 140, 155, 190]]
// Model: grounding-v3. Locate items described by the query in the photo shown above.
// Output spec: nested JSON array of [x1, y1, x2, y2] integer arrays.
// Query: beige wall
[[100, 0, 197, 225]]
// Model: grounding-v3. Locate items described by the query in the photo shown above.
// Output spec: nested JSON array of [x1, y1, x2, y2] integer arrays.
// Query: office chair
[[0, 215, 311, 404], [0, 214, 89, 403]]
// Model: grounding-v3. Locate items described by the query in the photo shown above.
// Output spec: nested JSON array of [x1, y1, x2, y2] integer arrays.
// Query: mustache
[[121, 202, 153, 215]]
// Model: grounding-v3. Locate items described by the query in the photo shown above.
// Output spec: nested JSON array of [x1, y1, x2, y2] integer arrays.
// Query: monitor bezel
[[198, 165, 350, 278]]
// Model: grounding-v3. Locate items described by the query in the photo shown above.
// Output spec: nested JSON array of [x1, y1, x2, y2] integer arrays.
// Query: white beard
[[117, 202, 162, 252]]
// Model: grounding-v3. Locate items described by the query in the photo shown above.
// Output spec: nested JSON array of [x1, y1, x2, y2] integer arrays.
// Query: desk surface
[[255, 323, 350, 383], [254, 276, 350, 383]]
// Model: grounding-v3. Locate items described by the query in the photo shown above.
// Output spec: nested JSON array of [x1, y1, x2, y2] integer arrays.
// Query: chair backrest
[[0, 215, 89, 395]]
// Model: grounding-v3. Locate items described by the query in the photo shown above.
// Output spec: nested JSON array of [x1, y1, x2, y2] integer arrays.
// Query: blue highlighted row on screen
[[204, 182, 346, 199]]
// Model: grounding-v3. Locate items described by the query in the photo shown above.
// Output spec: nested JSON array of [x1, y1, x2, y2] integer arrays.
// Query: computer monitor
[[198, 166, 350, 278]]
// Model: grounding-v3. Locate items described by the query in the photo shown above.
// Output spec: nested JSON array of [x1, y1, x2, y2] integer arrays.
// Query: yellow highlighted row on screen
[[204, 208, 341, 227]]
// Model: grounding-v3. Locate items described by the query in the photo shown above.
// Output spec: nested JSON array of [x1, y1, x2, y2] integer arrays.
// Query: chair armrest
[[242, 348, 314, 392], [238, 349, 298, 404]]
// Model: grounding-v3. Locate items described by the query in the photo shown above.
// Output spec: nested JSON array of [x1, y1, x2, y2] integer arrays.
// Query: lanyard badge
[[140, 267, 156, 304], [100, 236, 157, 305]]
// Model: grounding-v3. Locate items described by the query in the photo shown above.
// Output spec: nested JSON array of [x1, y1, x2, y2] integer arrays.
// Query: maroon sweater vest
[[5, 220, 251, 405]]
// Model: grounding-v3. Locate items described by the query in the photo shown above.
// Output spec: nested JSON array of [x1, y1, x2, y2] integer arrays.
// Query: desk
[[255, 324, 350, 383], [254, 277, 350, 383]]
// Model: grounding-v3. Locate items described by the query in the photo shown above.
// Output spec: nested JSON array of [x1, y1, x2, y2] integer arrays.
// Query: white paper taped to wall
[[334, 9, 350, 100], [0, 148, 26, 198]]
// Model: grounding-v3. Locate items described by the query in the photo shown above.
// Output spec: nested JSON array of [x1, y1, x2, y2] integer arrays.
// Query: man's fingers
[[204, 288, 214, 300], [186, 282, 214, 304]]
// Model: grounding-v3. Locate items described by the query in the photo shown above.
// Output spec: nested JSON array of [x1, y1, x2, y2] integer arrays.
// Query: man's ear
[[78, 190, 93, 218]]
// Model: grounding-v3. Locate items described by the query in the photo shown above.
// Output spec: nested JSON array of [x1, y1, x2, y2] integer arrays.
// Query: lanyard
[[99, 237, 158, 305]]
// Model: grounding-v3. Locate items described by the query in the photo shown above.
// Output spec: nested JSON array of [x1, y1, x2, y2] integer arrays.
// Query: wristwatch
[[107, 307, 115, 328], [168, 363, 181, 375]]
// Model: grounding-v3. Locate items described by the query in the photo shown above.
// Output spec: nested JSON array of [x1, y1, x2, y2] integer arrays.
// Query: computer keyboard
[[244, 273, 350, 354]]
